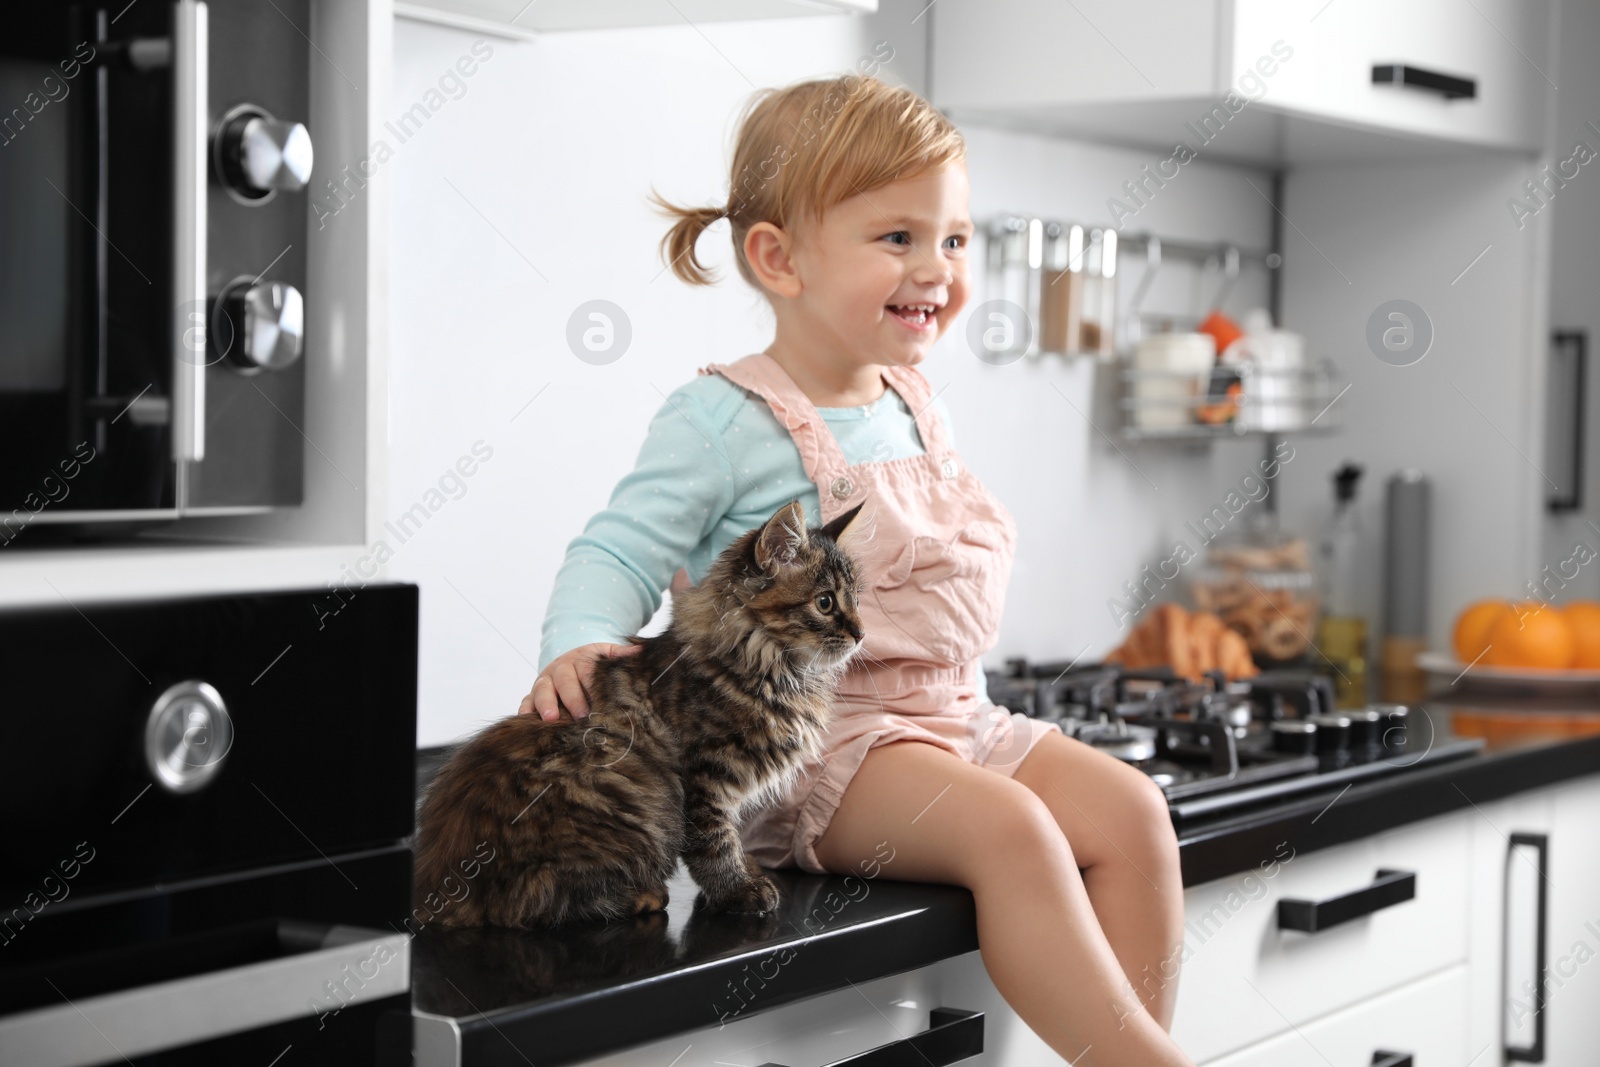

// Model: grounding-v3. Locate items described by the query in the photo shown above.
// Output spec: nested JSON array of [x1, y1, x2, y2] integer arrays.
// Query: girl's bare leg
[[1010, 732, 1187, 1030], [813, 740, 1195, 1067]]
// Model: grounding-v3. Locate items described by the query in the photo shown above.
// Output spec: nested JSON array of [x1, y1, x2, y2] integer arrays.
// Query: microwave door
[[0, 4, 193, 529]]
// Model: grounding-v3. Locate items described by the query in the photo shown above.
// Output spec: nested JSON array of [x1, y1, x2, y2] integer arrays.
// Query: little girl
[[519, 74, 1194, 1067]]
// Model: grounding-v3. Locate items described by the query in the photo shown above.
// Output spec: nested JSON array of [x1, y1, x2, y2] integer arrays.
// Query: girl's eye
[[944, 234, 967, 252], [815, 593, 835, 613], [882, 231, 911, 246]]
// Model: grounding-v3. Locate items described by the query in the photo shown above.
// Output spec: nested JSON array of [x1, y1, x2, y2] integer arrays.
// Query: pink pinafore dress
[[703, 354, 1063, 874]]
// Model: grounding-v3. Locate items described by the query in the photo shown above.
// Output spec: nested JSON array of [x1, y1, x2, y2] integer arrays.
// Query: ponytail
[[648, 190, 727, 287]]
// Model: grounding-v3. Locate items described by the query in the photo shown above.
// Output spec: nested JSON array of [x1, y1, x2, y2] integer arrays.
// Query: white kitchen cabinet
[[1201, 964, 1469, 1066], [1466, 772, 1600, 1066], [1233, 0, 1549, 154], [1170, 813, 1471, 1063], [928, 0, 1551, 164]]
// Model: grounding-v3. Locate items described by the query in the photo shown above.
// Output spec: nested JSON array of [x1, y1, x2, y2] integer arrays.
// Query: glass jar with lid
[[1189, 516, 1320, 666]]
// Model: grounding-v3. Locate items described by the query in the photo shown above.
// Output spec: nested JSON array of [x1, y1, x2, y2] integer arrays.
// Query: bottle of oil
[[1316, 463, 1369, 708]]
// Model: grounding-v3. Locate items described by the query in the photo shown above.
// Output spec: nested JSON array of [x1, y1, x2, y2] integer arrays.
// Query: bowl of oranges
[[1416, 598, 1600, 687]]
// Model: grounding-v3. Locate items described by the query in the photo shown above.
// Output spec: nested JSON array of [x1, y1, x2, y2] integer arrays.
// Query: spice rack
[[982, 214, 1342, 442]]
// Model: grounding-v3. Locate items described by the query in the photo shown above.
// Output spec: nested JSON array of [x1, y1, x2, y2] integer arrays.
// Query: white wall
[[388, 2, 1543, 746]]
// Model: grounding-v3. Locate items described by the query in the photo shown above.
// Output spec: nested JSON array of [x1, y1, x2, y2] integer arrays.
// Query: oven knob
[[144, 681, 234, 794], [216, 279, 304, 374], [215, 105, 314, 198], [1270, 719, 1317, 755]]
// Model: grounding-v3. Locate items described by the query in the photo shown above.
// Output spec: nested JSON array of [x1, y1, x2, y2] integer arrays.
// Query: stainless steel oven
[[1, 0, 315, 538]]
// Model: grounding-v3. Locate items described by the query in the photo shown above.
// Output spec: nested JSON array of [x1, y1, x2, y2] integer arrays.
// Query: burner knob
[[1373, 703, 1411, 753], [1345, 708, 1384, 754], [1271, 719, 1317, 756], [214, 104, 314, 199], [1310, 714, 1352, 754]]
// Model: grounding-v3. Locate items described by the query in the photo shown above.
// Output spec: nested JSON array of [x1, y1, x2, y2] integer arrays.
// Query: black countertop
[[409, 720, 1600, 1067]]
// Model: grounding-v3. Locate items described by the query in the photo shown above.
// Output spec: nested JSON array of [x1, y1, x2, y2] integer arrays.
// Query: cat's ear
[[819, 502, 868, 556], [754, 500, 809, 574]]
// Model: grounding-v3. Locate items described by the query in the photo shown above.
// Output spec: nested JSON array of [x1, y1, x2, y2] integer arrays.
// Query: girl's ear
[[744, 222, 803, 299], [754, 500, 808, 573], [819, 502, 869, 556]]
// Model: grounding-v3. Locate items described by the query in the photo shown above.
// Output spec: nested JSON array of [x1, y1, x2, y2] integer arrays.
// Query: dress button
[[941, 458, 959, 479], [831, 476, 853, 499]]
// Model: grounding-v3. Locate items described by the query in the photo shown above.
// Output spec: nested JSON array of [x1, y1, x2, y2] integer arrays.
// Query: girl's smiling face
[[747, 162, 973, 396]]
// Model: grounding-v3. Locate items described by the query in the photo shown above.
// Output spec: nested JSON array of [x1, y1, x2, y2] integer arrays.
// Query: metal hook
[[1120, 236, 1161, 353], [1126, 236, 1162, 315], [1206, 244, 1241, 312]]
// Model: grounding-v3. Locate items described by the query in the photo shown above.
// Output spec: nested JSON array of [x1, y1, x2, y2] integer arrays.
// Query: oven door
[[0, 852, 415, 1067]]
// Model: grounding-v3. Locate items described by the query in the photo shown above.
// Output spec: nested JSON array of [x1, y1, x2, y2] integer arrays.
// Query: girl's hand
[[518, 643, 642, 721]]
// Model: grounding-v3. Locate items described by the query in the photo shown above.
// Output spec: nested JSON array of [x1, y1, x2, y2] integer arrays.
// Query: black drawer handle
[[1373, 1052, 1414, 1067], [1506, 832, 1549, 1062], [757, 1008, 983, 1067], [1372, 63, 1477, 100], [1278, 868, 1416, 933]]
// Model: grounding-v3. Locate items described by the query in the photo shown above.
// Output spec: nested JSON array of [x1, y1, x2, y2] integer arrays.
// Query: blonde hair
[[650, 74, 965, 288]]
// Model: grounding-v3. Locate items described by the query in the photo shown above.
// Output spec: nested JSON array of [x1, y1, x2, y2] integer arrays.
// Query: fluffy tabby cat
[[414, 500, 866, 928]]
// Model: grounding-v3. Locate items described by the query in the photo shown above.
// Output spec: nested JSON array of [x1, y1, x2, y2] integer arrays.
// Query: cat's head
[[690, 500, 868, 680]]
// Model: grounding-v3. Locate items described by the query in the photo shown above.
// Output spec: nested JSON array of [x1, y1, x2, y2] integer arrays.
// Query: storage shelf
[[1117, 361, 1344, 442]]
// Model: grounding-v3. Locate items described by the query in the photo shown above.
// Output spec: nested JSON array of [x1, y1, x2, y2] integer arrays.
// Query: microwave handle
[[171, 0, 207, 463]]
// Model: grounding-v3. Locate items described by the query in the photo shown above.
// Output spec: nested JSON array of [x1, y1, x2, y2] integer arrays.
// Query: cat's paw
[[708, 874, 782, 914]]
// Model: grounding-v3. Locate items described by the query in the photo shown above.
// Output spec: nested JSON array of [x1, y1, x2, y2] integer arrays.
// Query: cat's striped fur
[[413, 500, 865, 928]]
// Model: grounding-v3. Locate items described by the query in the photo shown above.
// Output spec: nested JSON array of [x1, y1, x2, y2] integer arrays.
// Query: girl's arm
[[525, 382, 736, 717]]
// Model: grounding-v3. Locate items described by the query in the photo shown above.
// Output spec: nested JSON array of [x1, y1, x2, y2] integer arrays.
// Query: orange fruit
[[1454, 599, 1513, 663], [1483, 602, 1574, 669], [1563, 600, 1600, 669]]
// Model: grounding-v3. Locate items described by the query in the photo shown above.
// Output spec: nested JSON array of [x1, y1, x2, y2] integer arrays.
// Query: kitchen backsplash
[[386, 0, 1578, 745]]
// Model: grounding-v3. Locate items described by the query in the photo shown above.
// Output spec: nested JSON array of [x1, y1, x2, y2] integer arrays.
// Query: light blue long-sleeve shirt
[[538, 371, 989, 701]]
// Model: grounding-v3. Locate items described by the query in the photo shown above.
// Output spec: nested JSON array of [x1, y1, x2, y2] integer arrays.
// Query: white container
[[1132, 332, 1215, 429], [1226, 309, 1307, 430]]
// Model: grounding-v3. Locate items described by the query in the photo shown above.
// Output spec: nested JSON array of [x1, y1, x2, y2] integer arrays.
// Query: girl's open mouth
[[886, 304, 940, 331]]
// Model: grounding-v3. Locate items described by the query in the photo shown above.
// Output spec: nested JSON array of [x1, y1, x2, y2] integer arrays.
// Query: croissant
[[1107, 603, 1260, 682]]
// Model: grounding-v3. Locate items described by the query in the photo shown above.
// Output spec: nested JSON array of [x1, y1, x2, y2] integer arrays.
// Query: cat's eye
[[815, 593, 835, 613]]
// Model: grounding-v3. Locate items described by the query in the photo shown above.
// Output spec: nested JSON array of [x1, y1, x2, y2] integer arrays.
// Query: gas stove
[[987, 659, 1486, 825]]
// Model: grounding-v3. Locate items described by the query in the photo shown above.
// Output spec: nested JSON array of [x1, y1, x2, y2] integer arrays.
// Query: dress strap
[[882, 365, 953, 454], [700, 354, 849, 483]]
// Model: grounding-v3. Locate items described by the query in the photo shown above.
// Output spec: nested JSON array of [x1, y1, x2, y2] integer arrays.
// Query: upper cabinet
[[929, 0, 1551, 165], [394, 0, 875, 36]]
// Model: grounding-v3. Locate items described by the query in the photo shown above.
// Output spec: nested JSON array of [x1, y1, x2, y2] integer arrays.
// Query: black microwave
[[1, 0, 315, 540]]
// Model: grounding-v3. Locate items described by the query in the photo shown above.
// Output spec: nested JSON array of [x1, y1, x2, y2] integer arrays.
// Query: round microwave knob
[[216, 105, 313, 198], [145, 681, 234, 794], [218, 279, 304, 373]]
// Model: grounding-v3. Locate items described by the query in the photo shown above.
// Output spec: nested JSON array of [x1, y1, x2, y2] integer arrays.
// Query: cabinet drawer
[[1172, 813, 1470, 1063], [1201, 964, 1468, 1066]]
